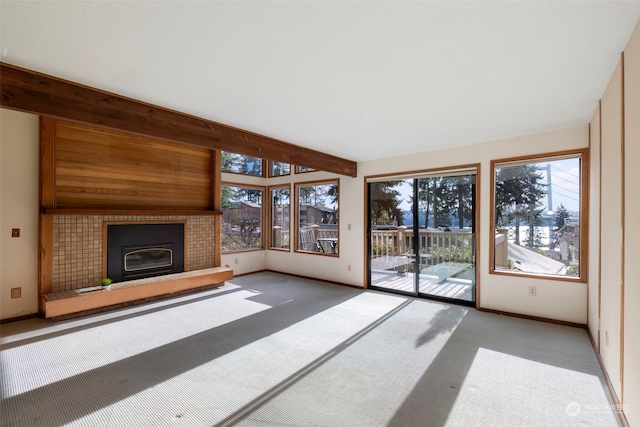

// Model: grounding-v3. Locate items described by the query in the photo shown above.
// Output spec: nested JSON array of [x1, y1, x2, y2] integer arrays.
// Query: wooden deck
[[42, 267, 233, 318], [370, 270, 474, 302]]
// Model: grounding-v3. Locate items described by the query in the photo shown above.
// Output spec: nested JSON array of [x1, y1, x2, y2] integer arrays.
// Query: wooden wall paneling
[[599, 60, 624, 398], [212, 150, 222, 267], [53, 120, 212, 209], [38, 117, 56, 313], [474, 164, 481, 309], [40, 117, 56, 208], [1, 62, 357, 177], [39, 214, 54, 310], [623, 20, 640, 425], [588, 107, 602, 350], [598, 103, 603, 351], [619, 51, 626, 406], [580, 149, 591, 283]]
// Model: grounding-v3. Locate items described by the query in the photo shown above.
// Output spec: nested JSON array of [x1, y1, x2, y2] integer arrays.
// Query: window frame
[[221, 182, 266, 253], [294, 179, 339, 256], [268, 184, 292, 251], [489, 149, 589, 282]]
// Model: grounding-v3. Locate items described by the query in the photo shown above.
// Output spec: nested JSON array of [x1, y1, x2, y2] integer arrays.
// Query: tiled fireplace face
[[52, 215, 215, 292]]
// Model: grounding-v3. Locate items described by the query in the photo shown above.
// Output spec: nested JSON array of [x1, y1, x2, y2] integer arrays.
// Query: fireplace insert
[[106, 223, 185, 282]]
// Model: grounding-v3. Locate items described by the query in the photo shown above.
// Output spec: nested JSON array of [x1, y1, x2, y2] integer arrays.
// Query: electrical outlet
[[606, 330, 609, 346], [347, 264, 351, 271], [11, 228, 20, 238], [528, 286, 536, 296], [10, 287, 21, 299], [234, 258, 238, 264]]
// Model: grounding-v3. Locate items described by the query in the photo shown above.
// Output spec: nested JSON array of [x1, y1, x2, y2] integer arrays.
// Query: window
[[295, 166, 315, 173], [222, 152, 264, 177], [221, 184, 264, 252], [295, 180, 339, 255], [491, 150, 587, 279], [269, 161, 291, 177], [269, 186, 291, 250]]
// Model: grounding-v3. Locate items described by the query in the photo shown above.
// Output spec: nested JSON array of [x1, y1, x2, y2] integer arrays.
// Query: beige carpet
[[1, 272, 621, 426]]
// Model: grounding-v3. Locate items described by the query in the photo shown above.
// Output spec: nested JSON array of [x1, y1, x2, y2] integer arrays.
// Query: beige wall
[[599, 61, 624, 397], [587, 106, 601, 346], [589, 18, 640, 425], [622, 18, 640, 427], [0, 109, 39, 320]]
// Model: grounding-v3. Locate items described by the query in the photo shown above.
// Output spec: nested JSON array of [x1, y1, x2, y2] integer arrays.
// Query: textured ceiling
[[2, 1, 639, 162]]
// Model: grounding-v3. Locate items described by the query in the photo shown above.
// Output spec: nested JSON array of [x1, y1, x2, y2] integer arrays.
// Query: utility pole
[[546, 164, 553, 213]]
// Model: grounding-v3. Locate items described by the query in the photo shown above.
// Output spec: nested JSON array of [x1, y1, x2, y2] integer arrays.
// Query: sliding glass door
[[368, 171, 476, 305]]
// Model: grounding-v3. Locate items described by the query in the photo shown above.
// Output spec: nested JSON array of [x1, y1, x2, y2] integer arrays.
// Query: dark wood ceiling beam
[[1, 62, 357, 177]]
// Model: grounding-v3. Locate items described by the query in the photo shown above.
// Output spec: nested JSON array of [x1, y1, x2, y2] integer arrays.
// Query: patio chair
[[299, 228, 321, 252]]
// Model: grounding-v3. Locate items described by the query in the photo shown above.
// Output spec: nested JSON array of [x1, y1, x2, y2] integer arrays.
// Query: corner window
[[222, 152, 264, 177], [295, 180, 339, 255], [221, 184, 264, 252], [491, 150, 587, 279], [269, 186, 291, 250]]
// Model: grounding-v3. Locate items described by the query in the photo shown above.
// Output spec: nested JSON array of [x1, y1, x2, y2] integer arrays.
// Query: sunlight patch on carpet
[[445, 347, 620, 426]]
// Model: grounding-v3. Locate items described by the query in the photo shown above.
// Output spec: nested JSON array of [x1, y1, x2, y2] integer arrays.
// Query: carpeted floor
[[0, 272, 621, 426]]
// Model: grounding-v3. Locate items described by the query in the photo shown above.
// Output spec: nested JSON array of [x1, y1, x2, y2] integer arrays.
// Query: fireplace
[[106, 223, 185, 282]]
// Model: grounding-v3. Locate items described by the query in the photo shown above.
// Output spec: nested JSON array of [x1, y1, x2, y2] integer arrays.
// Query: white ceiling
[[2, 1, 639, 162]]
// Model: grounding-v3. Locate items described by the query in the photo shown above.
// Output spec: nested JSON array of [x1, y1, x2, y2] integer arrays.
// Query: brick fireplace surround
[[52, 215, 215, 293]]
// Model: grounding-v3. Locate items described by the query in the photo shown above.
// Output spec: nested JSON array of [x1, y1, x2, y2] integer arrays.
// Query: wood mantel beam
[[1, 62, 357, 177]]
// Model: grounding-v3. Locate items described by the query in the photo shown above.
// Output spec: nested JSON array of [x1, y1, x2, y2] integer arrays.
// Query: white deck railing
[[371, 227, 473, 268]]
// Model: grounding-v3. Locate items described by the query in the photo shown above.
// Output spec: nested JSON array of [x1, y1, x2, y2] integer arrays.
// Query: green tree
[[550, 203, 570, 250], [432, 177, 454, 228], [495, 164, 547, 245], [554, 203, 570, 229], [221, 152, 262, 176], [221, 185, 262, 250], [416, 177, 453, 228], [271, 161, 290, 176], [370, 181, 403, 226], [448, 175, 474, 229], [299, 184, 333, 206], [523, 204, 545, 248]]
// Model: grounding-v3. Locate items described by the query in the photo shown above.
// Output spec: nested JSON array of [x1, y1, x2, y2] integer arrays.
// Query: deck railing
[[273, 225, 339, 253], [371, 227, 473, 268]]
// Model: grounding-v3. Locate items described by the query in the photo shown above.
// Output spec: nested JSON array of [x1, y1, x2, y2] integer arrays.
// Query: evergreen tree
[[417, 177, 454, 228], [271, 161, 290, 176], [554, 203, 570, 229], [550, 203, 571, 250], [221, 152, 262, 175], [433, 177, 454, 228], [495, 164, 547, 245], [449, 175, 474, 229], [523, 204, 545, 248], [370, 181, 403, 226]]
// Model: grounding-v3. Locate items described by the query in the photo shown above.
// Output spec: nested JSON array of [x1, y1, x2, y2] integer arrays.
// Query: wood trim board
[[42, 267, 233, 318]]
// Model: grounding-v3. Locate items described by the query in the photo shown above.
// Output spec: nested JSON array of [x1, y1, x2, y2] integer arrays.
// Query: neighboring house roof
[[230, 200, 261, 209], [508, 243, 568, 276], [301, 204, 335, 213]]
